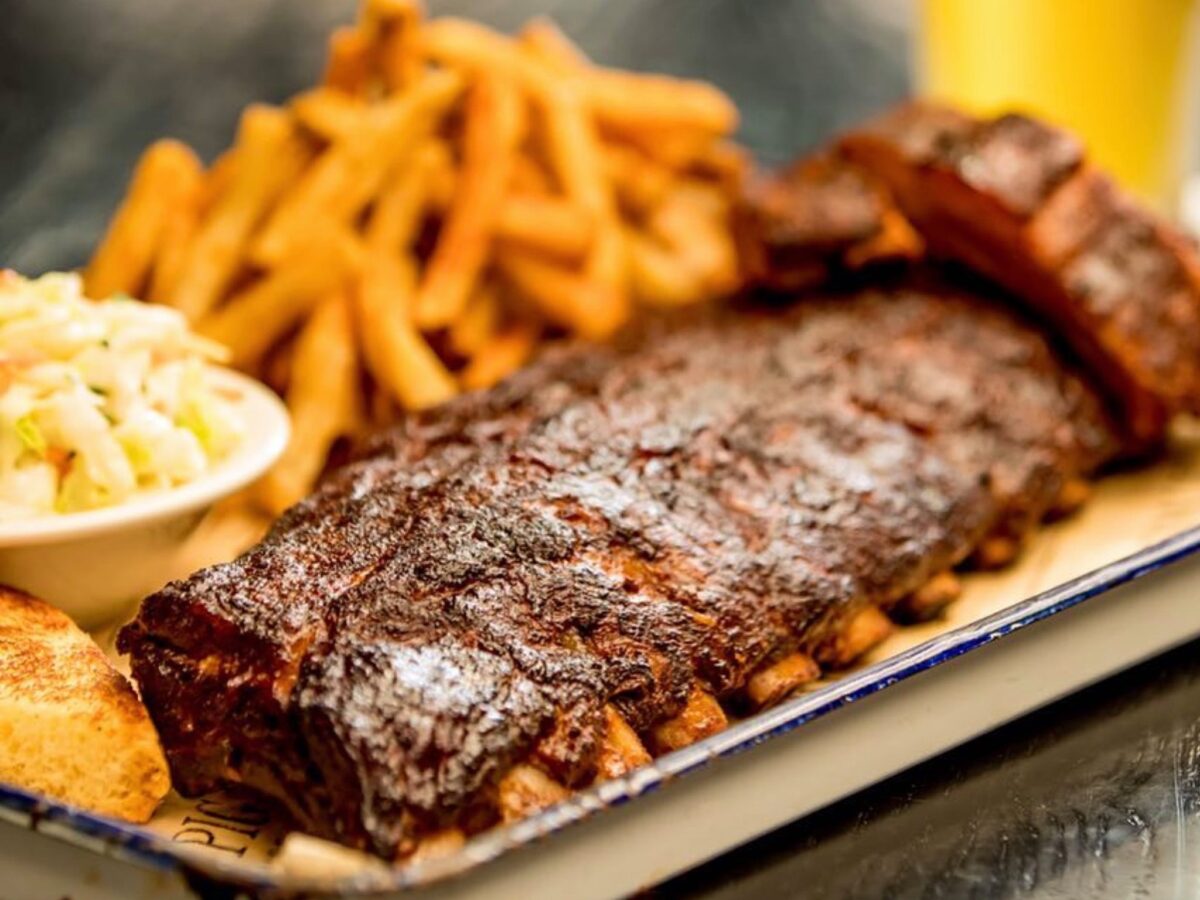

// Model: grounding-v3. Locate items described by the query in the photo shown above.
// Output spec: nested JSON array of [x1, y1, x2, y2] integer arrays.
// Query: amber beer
[[919, 0, 1200, 209]]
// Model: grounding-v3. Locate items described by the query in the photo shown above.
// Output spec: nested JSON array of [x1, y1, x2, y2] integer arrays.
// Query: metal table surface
[[3, 1, 1200, 898]]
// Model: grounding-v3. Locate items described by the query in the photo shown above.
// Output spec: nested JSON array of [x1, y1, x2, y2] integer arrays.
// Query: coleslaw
[[0, 270, 244, 518]]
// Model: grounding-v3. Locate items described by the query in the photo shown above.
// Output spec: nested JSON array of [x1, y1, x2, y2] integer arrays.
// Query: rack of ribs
[[121, 276, 1121, 857], [837, 102, 1200, 448]]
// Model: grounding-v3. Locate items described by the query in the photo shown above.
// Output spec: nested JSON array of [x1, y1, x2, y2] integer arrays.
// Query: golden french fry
[[360, 0, 423, 38], [424, 142, 458, 210], [581, 69, 738, 136], [585, 217, 629, 298], [156, 148, 238, 306], [518, 17, 590, 71], [365, 140, 446, 256], [84, 140, 203, 300], [323, 25, 373, 94], [460, 322, 539, 391], [600, 123, 724, 171], [414, 72, 525, 329], [257, 291, 359, 515], [357, 252, 457, 410], [448, 282, 500, 357], [253, 69, 462, 267], [536, 76, 607, 216], [428, 19, 734, 150], [627, 183, 740, 306], [602, 142, 675, 215], [422, 16, 617, 260], [649, 182, 740, 293], [496, 249, 625, 339], [427, 171, 600, 262], [360, 0, 425, 90], [691, 139, 750, 189], [291, 88, 369, 142], [421, 18, 543, 84], [518, 38, 629, 320], [496, 193, 594, 261], [261, 336, 296, 397], [199, 229, 362, 369], [199, 149, 238, 212], [167, 105, 308, 321], [509, 153, 555, 195], [626, 227, 706, 306], [146, 174, 206, 305]]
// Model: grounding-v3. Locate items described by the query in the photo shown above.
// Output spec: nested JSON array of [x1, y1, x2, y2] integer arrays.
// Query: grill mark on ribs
[[120, 282, 1117, 856]]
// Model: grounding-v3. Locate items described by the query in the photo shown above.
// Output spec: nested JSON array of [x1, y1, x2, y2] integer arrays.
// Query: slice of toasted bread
[[0, 586, 169, 822]]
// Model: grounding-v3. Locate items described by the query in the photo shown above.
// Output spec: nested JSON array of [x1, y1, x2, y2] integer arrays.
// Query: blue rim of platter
[[4, 522, 1200, 894]]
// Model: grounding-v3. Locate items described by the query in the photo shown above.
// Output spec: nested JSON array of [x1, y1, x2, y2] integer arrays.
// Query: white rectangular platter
[[5, 426, 1200, 900]]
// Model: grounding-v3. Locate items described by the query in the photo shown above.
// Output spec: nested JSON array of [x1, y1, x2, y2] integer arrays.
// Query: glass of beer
[[917, 0, 1200, 212]]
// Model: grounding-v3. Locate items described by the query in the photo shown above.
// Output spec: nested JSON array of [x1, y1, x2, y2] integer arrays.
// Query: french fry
[[425, 154, 579, 224], [691, 139, 750, 189], [421, 11, 637, 335], [495, 249, 624, 339], [154, 149, 239, 305], [360, 0, 424, 90], [290, 88, 369, 143], [146, 175, 206, 305], [649, 183, 740, 292], [535, 76, 607, 217], [357, 252, 458, 410], [199, 229, 362, 369], [198, 149, 238, 210], [427, 162, 600, 259], [261, 336, 296, 397], [584, 217, 630, 320], [496, 193, 594, 261], [414, 72, 525, 329], [626, 227, 706, 307], [580, 69, 738, 136], [628, 182, 740, 306], [84, 140, 203, 300], [257, 292, 359, 515], [421, 18, 545, 86], [448, 282, 500, 357], [518, 17, 590, 71], [519, 20, 736, 164], [252, 69, 462, 267], [365, 140, 446, 256], [600, 122, 724, 171], [509, 154, 555, 195], [602, 143, 675, 216], [460, 322, 539, 391], [323, 25, 373, 94], [167, 105, 308, 321], [424, 142, 458, 209]]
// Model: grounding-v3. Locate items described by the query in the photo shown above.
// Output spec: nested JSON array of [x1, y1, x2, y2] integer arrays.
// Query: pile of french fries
[[83, 0, 745, 514]]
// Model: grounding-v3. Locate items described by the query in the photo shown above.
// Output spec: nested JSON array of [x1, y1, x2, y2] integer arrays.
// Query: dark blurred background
[[0, 0, 912, 274]]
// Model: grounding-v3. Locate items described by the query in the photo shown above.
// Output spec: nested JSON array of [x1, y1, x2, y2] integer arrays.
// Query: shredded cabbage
[[0, 270, 244, 518]]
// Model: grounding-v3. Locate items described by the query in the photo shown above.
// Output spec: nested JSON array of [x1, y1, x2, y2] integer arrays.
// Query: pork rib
[[840, 102, 1200, 446], [734, 154, 922, 292], [120, 281, 1116, 855]]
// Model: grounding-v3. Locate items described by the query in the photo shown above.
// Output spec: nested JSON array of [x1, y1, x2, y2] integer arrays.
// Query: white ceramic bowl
[[0, 368, 289, 630]]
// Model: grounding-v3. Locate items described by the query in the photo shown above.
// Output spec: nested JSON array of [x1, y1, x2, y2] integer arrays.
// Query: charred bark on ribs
[[122, 282, 1117, 855]]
